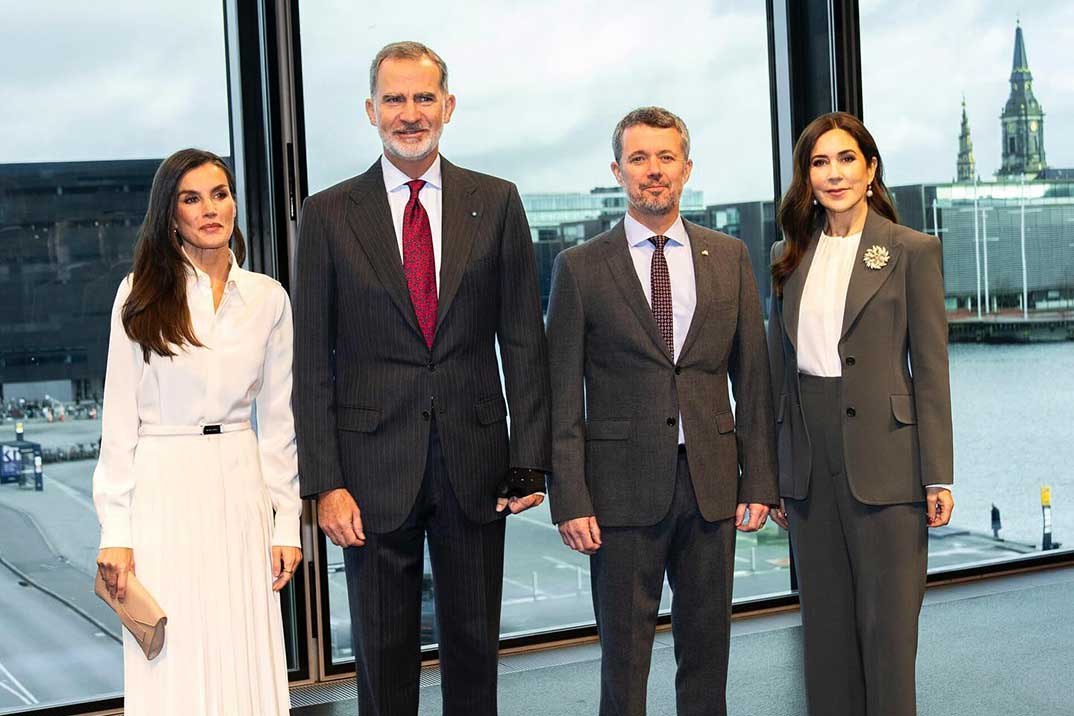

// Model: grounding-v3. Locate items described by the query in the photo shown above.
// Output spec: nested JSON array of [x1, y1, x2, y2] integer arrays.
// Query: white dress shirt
[[625, 213, 695, 444], [797, 230, 861, 377], [92, 251, 302, 548], [382, 154, 443, 293]]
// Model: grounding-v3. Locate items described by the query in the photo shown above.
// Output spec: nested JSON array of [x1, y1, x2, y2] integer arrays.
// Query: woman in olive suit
[[767, 112, 954, 716]]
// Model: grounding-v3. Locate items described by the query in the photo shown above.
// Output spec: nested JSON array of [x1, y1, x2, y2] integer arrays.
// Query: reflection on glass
[[299, 0, 788, 664], [861, 3, 1074, 571]]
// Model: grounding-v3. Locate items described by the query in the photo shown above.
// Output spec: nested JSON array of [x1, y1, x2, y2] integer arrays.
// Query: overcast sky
[[1, 1, 1071, 205], [860, 0, 1074, 185]]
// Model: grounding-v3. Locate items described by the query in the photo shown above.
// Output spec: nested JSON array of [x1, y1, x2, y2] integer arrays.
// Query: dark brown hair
[[772, 112, 898, 297], [122, 149, 246, 362]]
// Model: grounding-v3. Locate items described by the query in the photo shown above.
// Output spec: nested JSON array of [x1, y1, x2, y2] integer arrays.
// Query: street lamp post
[[973, 177, 982, 317], [982, 208, 992, 313], [1021, 174, 1028, 319]]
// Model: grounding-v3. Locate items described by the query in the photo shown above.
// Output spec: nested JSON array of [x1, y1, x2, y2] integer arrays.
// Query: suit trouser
[[785, 375, 927, 716], [343, 418, 506, 716], [590, 450, 736, 716]]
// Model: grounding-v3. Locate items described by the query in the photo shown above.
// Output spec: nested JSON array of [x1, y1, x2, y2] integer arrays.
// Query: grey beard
[[380, 125, 442, 161], [630, 190, 679, 216]]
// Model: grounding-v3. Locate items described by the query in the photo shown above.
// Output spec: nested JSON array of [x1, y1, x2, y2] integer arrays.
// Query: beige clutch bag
[[94, 571, 167, 660]]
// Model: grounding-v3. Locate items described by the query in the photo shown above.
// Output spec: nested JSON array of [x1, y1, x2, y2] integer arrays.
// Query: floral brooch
[[863, 245, 890, 270]]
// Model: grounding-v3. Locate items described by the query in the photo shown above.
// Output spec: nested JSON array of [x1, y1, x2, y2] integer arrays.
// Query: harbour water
[[946, 341, 1074, 548]]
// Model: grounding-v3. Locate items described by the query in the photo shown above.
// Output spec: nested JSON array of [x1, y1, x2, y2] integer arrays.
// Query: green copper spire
[[957, 97, 976, 182]]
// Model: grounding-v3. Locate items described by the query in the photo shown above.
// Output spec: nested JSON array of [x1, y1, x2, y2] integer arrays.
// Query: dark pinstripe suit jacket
[[293, 157, 551, 532], [545, 219, 779, 527]]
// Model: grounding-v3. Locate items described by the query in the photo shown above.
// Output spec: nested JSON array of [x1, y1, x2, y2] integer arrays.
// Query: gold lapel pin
[[701, 249, 709, 256]]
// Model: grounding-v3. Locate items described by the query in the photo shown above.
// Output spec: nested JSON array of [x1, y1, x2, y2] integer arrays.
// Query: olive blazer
[[767, 210, 954, 504]]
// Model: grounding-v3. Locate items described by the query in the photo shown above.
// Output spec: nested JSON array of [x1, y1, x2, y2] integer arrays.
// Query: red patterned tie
[[649, 235, 674, 360], [402, 179, 437, 348]]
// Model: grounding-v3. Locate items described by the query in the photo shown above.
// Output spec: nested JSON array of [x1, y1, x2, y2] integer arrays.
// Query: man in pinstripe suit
[[293, 42, 551, 716]]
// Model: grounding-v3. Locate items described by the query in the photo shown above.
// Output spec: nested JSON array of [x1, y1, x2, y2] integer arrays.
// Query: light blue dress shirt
[[624, 213, 695, 444]]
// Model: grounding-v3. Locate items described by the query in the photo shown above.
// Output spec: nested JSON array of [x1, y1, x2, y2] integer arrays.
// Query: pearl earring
[[866, 184, 874, 198], [812, 197, 818, 206]]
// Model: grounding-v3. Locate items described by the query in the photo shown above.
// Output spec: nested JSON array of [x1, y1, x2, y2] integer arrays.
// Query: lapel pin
[[701, 249, 709, 256], [863, 245, 890, 270], [471, 210, 478, 217]]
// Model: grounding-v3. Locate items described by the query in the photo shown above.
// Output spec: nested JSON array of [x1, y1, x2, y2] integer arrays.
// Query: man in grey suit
[[546, 107, 779, 716], [293, 41, 551, 716]]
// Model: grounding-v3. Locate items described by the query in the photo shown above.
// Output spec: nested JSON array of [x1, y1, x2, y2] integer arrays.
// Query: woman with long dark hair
[[92, 148, 300, 715], [767, 113, 954, 716]]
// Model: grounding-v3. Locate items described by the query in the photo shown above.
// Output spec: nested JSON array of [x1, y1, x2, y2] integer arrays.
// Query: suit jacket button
[[674, 367, 682, 375], [845, 356, 856, 366], [846, 407, 856, 418], [427, 362, 436, 372], [667, 417, 677, 427], [421, 410, 431, 420]]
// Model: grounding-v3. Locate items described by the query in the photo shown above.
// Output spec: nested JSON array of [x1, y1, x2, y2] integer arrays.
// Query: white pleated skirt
[[122, 429, 290, 716]]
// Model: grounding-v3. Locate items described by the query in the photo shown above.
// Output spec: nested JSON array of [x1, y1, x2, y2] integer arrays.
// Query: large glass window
[[0, 4, 300, 713], [297, 0, 788, 667], [861, 3, 1074, 572]]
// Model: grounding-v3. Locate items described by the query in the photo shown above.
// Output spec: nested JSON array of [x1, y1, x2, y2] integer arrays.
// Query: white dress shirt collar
[[381, 154, 443, 194], [182, 247, 249, 304], [624, 212, 689, 249]]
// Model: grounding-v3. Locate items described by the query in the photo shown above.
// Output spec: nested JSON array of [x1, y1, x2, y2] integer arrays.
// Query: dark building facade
[[0, 159, 161, 400]]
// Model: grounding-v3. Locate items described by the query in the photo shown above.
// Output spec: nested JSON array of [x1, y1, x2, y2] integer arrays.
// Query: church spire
[[997, 20, 1046, 177], [1011, 20, 1029, 77], [957, 97, 976, 182]]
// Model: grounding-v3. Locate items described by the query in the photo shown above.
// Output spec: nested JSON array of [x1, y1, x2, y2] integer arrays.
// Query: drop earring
[[866, 184, 874, 198]]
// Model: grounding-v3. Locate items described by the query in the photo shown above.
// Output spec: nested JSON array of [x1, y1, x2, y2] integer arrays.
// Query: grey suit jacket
[[767, 210, 954, 504], [292, 157, 551, 531], [546, 219, 778, 527]]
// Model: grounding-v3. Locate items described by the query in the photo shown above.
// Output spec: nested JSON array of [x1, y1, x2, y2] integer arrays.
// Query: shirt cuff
[[98, 521, 133, 550], [925, 484, 952, 491], [271, 517, 302, 548]]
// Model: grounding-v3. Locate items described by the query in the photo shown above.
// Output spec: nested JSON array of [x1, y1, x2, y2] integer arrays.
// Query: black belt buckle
[[202, 424, 222, 435]]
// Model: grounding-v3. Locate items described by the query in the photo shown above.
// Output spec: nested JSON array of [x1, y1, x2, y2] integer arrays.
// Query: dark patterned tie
[[402, 179, 437, 348], [649, 235, 674, 359]]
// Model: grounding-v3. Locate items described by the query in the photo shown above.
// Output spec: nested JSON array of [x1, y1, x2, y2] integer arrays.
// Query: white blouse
[[92, 254, 301, 549], [796, 230, 862, 377]]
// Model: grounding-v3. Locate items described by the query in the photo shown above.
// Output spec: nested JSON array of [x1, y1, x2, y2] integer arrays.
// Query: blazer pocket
[[890, 394, 917, 425], [475, 395, 508, 425], [715, 411, 736, 434], [338, 406, 381, 433], [585, 419, 632, 441]]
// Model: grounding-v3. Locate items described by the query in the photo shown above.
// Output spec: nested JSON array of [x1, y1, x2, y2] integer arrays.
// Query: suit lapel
[[840, 210, 902, 341], [346, 159, 423, 341], [434, 158, 480, 338], [603, 221, 674, 362], [781, 231, 820, 351], [676, 223, 721, 363]]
